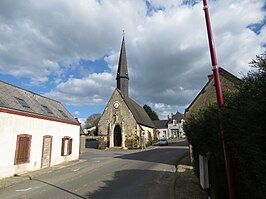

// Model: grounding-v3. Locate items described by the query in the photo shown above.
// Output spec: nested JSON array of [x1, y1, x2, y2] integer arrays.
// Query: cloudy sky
[[0, 0, 265, 122]]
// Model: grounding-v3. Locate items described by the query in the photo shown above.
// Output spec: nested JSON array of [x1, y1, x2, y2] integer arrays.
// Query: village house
[[167, 112, 185, 138], [185, 67, 242, 118], [98, 37, 156, 149], [153, 119, 169, 139], [153, 112, 185, 140], [0, 80, 80, 179]]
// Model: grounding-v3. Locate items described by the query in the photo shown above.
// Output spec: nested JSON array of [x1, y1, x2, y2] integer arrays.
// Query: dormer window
[[58, 109, 68, 118], [42, 105, 53, 114], [16, 98, 30, 108], [173, 119, 177, 126]]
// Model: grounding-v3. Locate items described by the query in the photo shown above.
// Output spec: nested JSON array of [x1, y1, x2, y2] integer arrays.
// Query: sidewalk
[[0, 159, 84, 190], [174, 155, 208, 199]]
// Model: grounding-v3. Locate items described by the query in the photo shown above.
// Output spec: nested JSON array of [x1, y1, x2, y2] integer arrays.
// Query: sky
[[0, 0, 265, 124]]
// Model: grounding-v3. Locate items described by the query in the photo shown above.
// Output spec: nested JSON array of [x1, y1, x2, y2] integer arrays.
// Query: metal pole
[[202, 0, 236, 198]]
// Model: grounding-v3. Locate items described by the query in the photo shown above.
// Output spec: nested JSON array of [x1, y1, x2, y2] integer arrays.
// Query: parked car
[[159, 138, 168, 146]]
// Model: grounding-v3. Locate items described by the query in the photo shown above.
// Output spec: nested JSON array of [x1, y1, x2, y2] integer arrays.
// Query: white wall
[[0, 111, 80, 179], [156, 128, 168, 139]]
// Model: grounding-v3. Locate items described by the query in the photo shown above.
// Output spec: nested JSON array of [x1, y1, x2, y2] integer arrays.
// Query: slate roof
[[153, 120, 169, 129], [0, 80, 79, 124], [116, 36, 129, 80], [171, 112, 184, 122], [114, 89, 155, 128], [124, 96, 155, 128]]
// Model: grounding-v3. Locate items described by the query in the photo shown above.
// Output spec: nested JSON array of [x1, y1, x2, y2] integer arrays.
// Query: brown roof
[[185, 67, 242, 113], [0, 80, 79, 125]]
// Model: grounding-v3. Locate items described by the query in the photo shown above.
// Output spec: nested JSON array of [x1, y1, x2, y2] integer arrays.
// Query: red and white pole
[[202, 0, 236, 198], [203, 0, 224, 107]]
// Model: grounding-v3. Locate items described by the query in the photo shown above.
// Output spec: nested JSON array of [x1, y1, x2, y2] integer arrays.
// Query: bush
[[185, 53, 266, 199], [184, 106, 228, 199], [222, 53, 266, 199]]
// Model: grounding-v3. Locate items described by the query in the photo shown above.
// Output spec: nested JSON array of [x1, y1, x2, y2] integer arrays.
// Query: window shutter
[[17, 137, 30, 163], [15, 134, 32, 165]]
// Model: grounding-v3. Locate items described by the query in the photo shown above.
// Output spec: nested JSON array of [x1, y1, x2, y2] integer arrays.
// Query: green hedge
[[184, 53, 266, 199]]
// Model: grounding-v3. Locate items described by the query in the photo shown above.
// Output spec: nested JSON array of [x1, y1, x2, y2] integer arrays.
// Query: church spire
[[116, 35, 129, 97]]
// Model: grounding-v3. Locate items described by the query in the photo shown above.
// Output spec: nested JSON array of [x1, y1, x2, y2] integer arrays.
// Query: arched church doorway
[[114, 125, 122, 147]]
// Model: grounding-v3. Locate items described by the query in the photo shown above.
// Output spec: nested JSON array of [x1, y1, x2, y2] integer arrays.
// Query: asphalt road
[[0, 139, 189, 199]]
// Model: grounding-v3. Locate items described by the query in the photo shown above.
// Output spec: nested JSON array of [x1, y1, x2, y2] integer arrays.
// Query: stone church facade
[[98, 37, 156, 149]]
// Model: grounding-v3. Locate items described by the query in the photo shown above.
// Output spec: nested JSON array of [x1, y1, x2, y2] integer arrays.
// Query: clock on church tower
[[113, 101, 120, 109]]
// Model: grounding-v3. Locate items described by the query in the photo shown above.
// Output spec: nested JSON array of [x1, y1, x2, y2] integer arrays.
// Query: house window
[[58, 110, 68, 118], [16, 98, 30, 108], [173, 119, 177, 126], [61, 136, 72, 156], [41, 105, 53, 114], [14, 134, 32, 165]]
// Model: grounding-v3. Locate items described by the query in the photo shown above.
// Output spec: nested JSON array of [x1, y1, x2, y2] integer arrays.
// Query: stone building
[[98, 37, 155, 149], [185, 67, 242, 118]]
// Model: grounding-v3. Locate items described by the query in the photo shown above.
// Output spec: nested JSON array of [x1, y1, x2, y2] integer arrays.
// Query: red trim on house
[[0, 108, 80, 126], [41, 135, 53, 168]]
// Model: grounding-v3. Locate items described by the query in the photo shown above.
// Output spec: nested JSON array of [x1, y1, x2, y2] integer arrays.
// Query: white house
[[168, 112, 185, 138], [153, 120, 169, 139], [0, 80, 80, 179], [153, 112, 185, 139]]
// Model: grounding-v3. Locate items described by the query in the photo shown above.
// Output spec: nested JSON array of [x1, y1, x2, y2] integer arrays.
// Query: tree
[[143, 104, 159, 120], [84, 113, 101, 129]]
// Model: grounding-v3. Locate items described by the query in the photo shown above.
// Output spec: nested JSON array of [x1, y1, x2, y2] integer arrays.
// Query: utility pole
[[202, 0, 236, 198]]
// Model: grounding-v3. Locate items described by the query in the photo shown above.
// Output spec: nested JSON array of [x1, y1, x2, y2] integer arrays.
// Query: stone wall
[[98, 136, 107, 149], [98, 89, 139, 149]]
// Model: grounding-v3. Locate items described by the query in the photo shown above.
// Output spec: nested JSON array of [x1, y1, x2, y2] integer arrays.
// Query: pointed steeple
[[116, 35, 129, 97]]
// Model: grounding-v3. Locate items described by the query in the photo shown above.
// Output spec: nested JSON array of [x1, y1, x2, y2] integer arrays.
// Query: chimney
[[208, 74, 213, 81]]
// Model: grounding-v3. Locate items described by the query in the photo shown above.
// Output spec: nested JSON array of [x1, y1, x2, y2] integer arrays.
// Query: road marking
[[73, 168, 80, 172], [16, 187, 32, 192]]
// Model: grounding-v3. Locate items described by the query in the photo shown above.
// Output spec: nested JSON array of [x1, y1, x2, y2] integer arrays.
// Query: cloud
[[0, 0, 265, 118], [74, 111, 80, 117], [45, 72, 115, 105]]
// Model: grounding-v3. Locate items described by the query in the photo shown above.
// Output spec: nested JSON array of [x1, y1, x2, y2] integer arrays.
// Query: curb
[[170, 172, 178, 199], [0, 159, 85, 190], [172, 152, 192, 199]]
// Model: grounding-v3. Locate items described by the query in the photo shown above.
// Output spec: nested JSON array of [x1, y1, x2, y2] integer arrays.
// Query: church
[[98, 36, 156, 149]]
